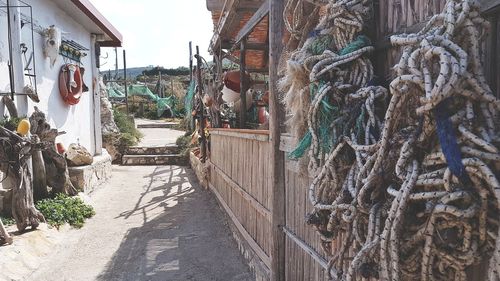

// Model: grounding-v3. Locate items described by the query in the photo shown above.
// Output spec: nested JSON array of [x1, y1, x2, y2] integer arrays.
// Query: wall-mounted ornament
[[59, 40, 88, 63], [42, 25, 61, 67], [59, 64, 83, 105]]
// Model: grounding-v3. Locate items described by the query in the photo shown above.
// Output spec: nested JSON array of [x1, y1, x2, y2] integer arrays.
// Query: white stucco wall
[[0, 0, 98, 155]]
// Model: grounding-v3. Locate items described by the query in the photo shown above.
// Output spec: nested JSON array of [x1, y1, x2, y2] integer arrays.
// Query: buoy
[[16, 119, 30, 136], [56, 143, 66, 154], [59, 64, 83, 105]]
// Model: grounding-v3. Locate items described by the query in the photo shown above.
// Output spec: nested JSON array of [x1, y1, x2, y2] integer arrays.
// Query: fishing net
[[184, 80, 196, 125]]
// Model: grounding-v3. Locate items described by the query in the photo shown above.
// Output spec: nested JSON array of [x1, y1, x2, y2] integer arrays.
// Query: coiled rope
[[281, 0, 500, 280]]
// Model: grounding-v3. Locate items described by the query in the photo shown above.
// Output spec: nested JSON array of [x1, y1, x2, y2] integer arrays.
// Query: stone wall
[[68, 150, 112, 194]]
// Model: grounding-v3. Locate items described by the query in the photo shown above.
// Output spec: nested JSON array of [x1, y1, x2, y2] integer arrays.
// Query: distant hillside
[[101, 67, 151, 80], [101, 66, 190, 80]]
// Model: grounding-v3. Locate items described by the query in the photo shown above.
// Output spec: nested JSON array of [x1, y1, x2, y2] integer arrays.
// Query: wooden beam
[[222, 41, 268, 50], [209, 128, 270, 141], [239, 39, 247, 128], [282, 227, 329, 270], [209, 182, 272, 269], [207, 0, 264, 11], [247, 68, 269, 73], [221, 50, 240, 64], [209, 0, 241, 53], [234, 0, 270, 45], [269, 0, 286, 280]]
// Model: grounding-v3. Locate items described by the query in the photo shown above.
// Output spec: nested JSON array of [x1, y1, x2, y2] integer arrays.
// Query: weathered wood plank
[[210, 128, 270, 141], [209, 182, 271, 269], [211, 162, 272, 221], [283, 227, 331, 274], [269, 0, 286, 279]]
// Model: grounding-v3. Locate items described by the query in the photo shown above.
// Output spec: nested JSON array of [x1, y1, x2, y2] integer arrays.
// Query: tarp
[[106, 83, 179, 117], [106, 82, 125, 98]]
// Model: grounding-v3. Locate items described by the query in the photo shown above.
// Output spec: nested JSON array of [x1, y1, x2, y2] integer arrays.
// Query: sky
[[89, 0, 214, 70]]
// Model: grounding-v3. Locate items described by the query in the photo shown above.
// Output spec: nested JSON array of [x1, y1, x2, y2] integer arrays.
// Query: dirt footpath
[[28, 165, 254, 281]]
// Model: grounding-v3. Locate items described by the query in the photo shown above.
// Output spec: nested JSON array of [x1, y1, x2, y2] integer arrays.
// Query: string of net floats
[[279, 0, 500, 280]]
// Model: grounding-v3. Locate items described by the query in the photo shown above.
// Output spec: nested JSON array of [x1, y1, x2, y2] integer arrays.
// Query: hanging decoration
[[43, 25, 61, 67], [59, 64, 83, 105]]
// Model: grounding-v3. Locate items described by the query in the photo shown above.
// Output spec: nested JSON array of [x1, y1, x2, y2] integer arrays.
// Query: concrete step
[[126, 145, 181, 155], [121, 154, 187, 166], [136, 123, 178, 129]]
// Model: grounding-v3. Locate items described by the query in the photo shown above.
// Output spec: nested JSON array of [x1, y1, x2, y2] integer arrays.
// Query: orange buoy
[[59, 64, 83, 105]]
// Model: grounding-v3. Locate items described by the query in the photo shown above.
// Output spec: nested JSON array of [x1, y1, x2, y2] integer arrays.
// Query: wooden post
[[114, 47, 119, 79], [159, 71, 163, 98], [123, 49, 129, 115], [196, 46, 207, 162], [269, 0, 285, 280], [189, 41, 193, 82], [189, 41, 195, 132], [239, 39, 247, 128]]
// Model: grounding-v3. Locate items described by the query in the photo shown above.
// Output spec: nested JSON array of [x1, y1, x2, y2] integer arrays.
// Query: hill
[[101, 66, 191, 80]]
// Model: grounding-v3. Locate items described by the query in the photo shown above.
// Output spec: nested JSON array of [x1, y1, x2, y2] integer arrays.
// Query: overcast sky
[[89, 0, 214, 69]]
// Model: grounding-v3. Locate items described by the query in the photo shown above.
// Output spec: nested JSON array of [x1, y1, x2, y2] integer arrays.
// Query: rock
[[99, 77, 121, 161], [99, 77, 119, 135], [65, 144, 93, 167]]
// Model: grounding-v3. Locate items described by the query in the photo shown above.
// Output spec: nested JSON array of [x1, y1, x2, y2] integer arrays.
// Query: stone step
[[121, 154, 187, 166], [126, 145, 181, 155], [136, 123, 178, 129]]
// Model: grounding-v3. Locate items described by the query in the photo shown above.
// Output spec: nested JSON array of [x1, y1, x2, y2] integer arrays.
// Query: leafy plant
[[0, 116, 25, 131], [176, 133, 195, 157], [36, 194, 95, 228], [113, 109, 143, 146], [0, 216, 15, 226]]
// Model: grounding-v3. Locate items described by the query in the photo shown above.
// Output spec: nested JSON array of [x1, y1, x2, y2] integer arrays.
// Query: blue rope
[[433, 99, 469, 183]]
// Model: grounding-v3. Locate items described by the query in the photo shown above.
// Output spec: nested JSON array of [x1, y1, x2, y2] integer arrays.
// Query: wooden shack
[[192, 0, 500, 280]]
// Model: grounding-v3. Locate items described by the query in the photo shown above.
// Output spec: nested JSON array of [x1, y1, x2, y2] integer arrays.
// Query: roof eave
[[70, 0, 123, 47]]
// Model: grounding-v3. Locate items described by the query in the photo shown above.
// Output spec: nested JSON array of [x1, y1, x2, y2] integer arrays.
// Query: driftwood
[[29, 107, 77, 196], [0, 218, 12, 245], [1, 96, 18, 118], [0, 126, 45, 232], [32, 135, 48, 201]]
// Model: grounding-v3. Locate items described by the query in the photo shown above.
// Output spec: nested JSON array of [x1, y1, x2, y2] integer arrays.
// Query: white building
[[0, 0, 122, 155]]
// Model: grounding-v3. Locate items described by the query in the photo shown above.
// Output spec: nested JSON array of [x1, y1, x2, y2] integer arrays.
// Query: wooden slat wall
[[209, 130, 272, 265], [284, 160, 328, 280]]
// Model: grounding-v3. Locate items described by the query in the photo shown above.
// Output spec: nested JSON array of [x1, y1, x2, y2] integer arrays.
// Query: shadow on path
[[97, 167, 253, 281]]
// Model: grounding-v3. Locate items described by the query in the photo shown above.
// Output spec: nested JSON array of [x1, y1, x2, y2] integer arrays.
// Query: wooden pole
[[269, 0, 285, 280], [159, 70, 163, 98], [196, 46, 207, 162], [239, 39, 247, 128], [123, 49, 129, 115], [189, 41, 193, 81], [189, 41, 195, 131]]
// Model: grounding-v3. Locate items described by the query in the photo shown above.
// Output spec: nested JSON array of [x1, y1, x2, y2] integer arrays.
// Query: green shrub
[[113, 109, 143, 149], [176, 134, 194, 157], [0, 216, 15, 226], [36, 194, 95, 228]]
